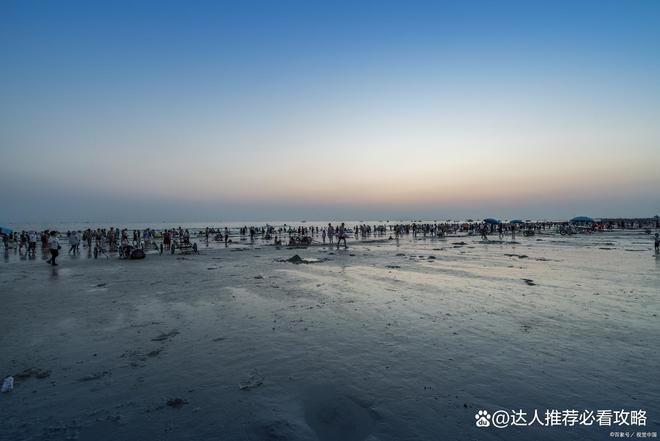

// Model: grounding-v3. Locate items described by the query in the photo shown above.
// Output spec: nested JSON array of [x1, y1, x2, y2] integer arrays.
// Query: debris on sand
[[14, 368, 51, 381], [77, 371, 111, 382], [166, 398, 188, 408], [522, 279, 536, 286], [386, 265, 401, 269], [146, 348, 163, 357], [1, 376, 14, 393], [280, 255, 326, 264], [239, 371, 264, 391], [505, 254, 528, 259], [151, 330, 180, 342]]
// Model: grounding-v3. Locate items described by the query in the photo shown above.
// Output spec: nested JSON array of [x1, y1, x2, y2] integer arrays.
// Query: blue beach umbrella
[[0, 226, 12, 235], [510, 219, 524, 224], [570, 216, 594, 223], [483, 218, 501, 225]]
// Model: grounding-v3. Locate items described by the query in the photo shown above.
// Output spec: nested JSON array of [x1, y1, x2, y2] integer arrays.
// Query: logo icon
[[476, 410, 491, 427]]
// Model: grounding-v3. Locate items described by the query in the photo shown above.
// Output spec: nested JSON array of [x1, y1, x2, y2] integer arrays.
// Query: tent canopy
[[483, 218, 501, 225]]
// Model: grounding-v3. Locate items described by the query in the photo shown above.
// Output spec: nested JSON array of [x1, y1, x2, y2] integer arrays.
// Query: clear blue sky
[[1, 0, 659, 223]]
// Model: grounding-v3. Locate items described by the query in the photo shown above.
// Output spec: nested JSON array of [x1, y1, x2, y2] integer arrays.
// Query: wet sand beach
[[1, 230, 659, 440]]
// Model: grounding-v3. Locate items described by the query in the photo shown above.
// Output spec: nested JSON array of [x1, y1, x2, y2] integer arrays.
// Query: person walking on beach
[[46, 231, 60, 266], [68, 231, 80, 255], [336, 222, 348, 250], [655, 233, 659, 254]]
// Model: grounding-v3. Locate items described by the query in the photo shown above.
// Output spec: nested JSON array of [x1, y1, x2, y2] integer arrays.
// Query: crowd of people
[[2, 218, 659, 266]]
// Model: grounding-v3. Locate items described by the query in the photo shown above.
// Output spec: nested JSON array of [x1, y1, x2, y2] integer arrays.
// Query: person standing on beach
[[46, 231, 60, 265], [28, 231, 37, 256], [328, 223, 334, 245], [655, 233, 659, 254], [163, 230, 171, 251], [336, 222, 348, 250]]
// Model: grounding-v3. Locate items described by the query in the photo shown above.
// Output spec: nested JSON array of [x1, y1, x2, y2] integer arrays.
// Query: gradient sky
[[1, 0, 659, 223]]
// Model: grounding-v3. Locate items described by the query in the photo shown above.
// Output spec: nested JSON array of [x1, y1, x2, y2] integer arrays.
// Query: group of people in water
[[2, 219, 659, 265]]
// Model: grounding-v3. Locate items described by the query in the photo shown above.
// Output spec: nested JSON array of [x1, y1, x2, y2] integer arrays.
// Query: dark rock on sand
[[151, 329, 180, 342], [77, 371, 110, 382], [14, 368, 51, 380], [166, 397, 188, 408], [285, 255, 304, 264], [281, 255, 326, 264], [239, 371, 264, 391], [146, 348, 162, 357]]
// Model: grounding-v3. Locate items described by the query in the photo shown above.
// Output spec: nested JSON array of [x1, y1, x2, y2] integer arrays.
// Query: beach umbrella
[[510, 219, 524, 224], [570, 216, 593, 223], [483, 218, 501, 224], [0, 226, 12, 235]]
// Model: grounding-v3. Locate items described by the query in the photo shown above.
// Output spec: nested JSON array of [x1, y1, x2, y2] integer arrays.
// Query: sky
[[1, 0, 659, 223]]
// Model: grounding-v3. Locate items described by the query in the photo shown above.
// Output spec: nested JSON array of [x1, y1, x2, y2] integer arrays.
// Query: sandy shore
[[1, 230, 659, 440]]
